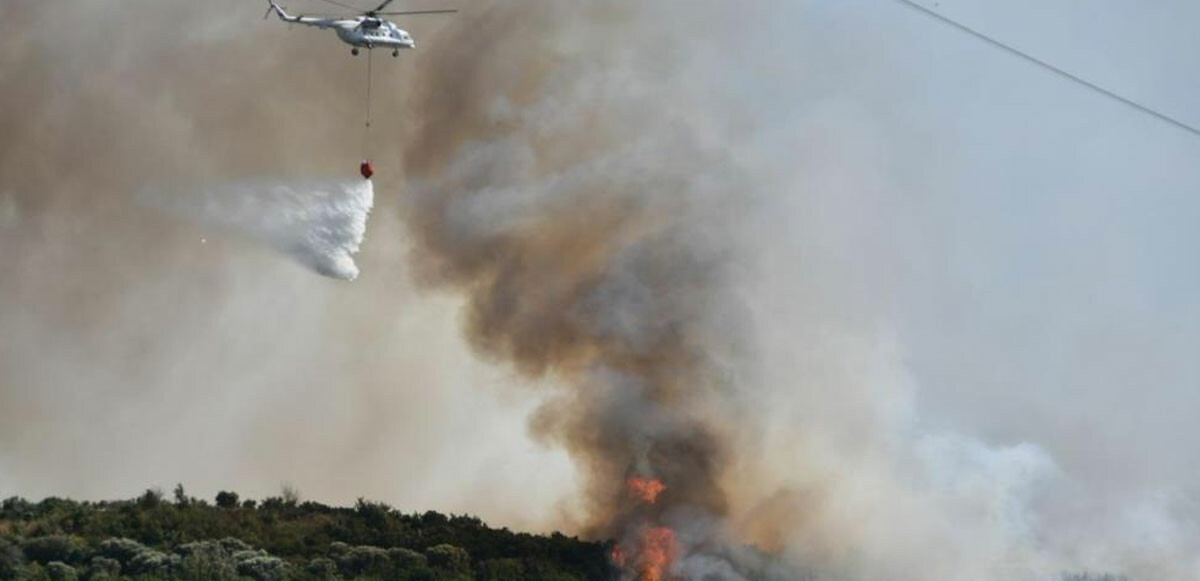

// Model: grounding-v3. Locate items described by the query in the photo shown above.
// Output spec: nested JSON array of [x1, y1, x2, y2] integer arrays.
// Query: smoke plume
[[396, 1, 1200, 580], [396, 1, 775, 578]]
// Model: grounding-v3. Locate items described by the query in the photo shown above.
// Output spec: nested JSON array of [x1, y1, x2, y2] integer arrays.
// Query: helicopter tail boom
[[263, 0, 298, 23]]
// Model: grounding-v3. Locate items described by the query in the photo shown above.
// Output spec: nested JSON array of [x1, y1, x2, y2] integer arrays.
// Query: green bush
[[424, 544, 469, 581], [176, 541, 237, 581], [480, 558, 524, 580], [97, 538, 147, 565], [337, 545, 390, 578], [43, 562, 76, 581], [127, 547, 177, 576], [387, 548, 433, 581], [0, 537, 25, 578], [20, 537, 85, 565], [86, 556, 121, 580], [305, 557, 338, 580], [233, 550, 287, 581]]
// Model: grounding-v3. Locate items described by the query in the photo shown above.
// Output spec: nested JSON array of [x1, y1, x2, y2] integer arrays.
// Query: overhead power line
[[893, 0, 1200, 138]]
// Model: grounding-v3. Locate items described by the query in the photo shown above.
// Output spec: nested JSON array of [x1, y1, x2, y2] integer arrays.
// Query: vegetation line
[[0, 487, 608, 581]]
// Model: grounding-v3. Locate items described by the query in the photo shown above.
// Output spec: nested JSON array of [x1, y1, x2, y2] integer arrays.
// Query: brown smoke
[[396, 1, 762, 575]]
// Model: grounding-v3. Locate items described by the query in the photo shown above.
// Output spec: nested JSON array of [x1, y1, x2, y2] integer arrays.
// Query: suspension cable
[[364, 48, 374, 156]]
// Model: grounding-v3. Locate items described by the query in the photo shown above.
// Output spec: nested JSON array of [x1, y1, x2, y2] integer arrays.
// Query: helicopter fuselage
[[333, 19, 415, 50], [267, 2, 416, 52]]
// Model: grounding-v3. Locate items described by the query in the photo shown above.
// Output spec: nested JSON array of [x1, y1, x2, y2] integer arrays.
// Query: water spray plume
[[145, 178, 375, 281]]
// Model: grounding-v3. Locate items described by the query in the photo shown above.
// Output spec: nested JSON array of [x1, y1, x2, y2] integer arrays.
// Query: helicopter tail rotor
[[264, 0, 293, 20]]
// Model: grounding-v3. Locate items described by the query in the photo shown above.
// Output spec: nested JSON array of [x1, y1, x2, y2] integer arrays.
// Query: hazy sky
[[2, 0, 1199, 578], [796, 0, 1200, 487]]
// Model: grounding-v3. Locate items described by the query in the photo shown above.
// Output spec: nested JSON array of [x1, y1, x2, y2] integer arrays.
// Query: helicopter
[[264, 0, 456, 57]]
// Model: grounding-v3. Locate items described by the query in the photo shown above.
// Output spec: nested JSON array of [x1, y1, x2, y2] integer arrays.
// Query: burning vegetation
[[613, 477, 680, 581]]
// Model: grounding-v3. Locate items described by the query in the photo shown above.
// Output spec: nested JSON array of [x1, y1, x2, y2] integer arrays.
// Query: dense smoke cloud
[[397, 2, 774, 577], [395, 1, 1200, 580]]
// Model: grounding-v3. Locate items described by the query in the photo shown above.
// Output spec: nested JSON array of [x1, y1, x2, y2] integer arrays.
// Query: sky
[[801, 0, 1200, 488], [731, 1, 1200, 576], [1, 0, 1199, 579]]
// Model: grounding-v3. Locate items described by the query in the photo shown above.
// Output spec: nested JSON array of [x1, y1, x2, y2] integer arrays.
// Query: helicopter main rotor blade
[[376, 9, 458, 15], [313, 0, 362, 11], [371, 0, 396, 14]]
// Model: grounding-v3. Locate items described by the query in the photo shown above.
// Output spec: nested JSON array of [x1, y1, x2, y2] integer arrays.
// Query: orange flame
[[627, 476, 667, 504], [635, 526, 679, 581], [611, 545, 627, 567], [615, 477, 678, 580]]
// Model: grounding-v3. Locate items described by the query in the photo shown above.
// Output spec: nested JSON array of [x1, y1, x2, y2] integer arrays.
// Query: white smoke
[[146, 179, 375, 281]]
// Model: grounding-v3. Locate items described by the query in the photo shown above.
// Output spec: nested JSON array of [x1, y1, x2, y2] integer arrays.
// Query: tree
[[215, 491, 240, 509], [281, 485, 300, 507], [138, 488, 164, 509], [173, 484, 190, 507]]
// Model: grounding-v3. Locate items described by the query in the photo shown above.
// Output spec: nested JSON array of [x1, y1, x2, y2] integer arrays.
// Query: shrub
[[86, 556, 122, 580], [233, 549, 287, 581], [337, 545, 390, 578], [218, 538, 251, 553], [17, 562, 48, 581], [388, 548, 434, 581], [387, 548, 427, 569], [306, 557, 338, 580], [126, 547, 177, 576], [327, 542, 350, 559], [44, 562, 77, 581], [0, 536, 25, 578], [97, 538, 147, 565], [480, 558, 524, 581], [176, 541, 237, 581], [424, 544, 469, 572], [20, 536, 85, 565]]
